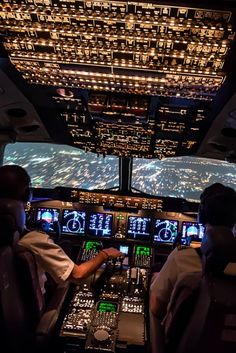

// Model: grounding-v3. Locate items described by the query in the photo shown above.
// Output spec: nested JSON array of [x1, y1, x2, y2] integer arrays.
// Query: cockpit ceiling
[[0, 1, 236, 159]]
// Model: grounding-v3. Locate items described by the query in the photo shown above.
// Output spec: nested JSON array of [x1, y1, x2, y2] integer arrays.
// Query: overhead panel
[[0, 1, 235, 158]]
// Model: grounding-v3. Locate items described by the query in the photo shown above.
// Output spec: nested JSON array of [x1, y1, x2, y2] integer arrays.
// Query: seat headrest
[[201, 226, 236, 275], [0, 199, 25, 246]]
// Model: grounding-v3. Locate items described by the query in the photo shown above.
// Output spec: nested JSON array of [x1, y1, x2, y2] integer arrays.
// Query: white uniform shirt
[[18, 231, 74, 294], [150, 247, 202, 304]]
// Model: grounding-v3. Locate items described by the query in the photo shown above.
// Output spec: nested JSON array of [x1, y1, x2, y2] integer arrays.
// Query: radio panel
[[79, 240, 103, 262]]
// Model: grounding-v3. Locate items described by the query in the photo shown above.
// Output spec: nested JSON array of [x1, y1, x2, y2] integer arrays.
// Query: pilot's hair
[[199, 183, 236, 228], [0, 165, 31, 202]]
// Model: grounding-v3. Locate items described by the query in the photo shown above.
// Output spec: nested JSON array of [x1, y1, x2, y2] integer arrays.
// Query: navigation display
[[88, 212, 113, 237], [62, 209, 86, 235], [36, 208, 59, 232], [182, 222, 205, 243], [127, 216, 151, 240], [153, 219, 179, 243]]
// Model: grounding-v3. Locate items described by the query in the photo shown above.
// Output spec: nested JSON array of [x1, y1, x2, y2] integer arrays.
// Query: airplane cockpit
[[0, 0, 236, 352]]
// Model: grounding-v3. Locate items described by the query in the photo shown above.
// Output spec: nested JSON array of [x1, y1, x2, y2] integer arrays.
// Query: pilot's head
[[0, 165, 32, 203], [199, 183, 236, 230]]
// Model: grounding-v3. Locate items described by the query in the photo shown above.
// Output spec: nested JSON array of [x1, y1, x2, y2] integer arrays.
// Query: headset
[[21, 185, 33, 203], [198, 201, 206, 225]]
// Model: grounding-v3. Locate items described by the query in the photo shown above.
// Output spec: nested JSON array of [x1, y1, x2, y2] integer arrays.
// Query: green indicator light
[[85, 241, 101, 250], [117, 214, 125, 220], [98, 301, 117, 313], [135, 246, 151, 256]]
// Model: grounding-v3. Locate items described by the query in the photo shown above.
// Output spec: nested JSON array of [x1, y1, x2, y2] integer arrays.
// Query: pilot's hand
[[101, 247, 122, 260]]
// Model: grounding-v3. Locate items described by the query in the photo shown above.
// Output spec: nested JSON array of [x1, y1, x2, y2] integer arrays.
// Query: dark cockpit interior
[[0, 1, 236, 353]]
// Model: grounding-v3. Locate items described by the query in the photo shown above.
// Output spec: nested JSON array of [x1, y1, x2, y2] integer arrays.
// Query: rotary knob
[[93, 328, 110, 345]]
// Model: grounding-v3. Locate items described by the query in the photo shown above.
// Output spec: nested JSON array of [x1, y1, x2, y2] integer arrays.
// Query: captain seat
[[0, 199, 69, 352], [0, 199, 32, 353]]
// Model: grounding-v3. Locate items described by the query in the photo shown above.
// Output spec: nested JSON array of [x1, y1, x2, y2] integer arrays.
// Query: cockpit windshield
[[132, 156, 236, 202], [3, 142, 119, 190], [4, 143, 236, 201]]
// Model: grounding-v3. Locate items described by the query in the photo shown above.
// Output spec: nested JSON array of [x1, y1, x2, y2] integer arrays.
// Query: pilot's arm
[[68, 248, 122, 281], [18, 230, 122, 284]]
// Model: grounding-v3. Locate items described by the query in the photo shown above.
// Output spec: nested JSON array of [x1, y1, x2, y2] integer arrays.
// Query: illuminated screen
[[97, 301, 118, 313], [36, 208, 59, 232], [127, 216, 151, 240], [88, 212, 113, 237], [62, 209, 86, 235], [84, 241, 102, 251], [135, 246, 151, 256], [182, 222, 205, 243], [119, 245, 129, 255], [153, 219, 179, 243]]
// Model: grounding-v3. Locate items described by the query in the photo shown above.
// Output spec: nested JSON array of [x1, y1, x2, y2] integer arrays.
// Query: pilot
[[149, 182, 236, 351], [0, 165, 122, 294]]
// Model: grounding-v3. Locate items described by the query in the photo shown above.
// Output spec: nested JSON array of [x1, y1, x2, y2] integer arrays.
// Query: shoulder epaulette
[[177, 244, 189, 251]]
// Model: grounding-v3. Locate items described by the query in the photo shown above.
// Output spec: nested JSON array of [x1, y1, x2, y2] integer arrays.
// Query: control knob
[[93, 328, 111, 346]]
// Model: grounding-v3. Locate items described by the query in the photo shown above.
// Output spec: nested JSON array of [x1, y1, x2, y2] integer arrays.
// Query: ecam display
[[127, 216, 151, 240], [88, 212, 113, 237]]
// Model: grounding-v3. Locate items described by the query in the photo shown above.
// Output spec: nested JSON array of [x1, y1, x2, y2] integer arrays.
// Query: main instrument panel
[[35, 205, 203, 244], [29, 189, 202, 352], [31, 188, 202, 245]]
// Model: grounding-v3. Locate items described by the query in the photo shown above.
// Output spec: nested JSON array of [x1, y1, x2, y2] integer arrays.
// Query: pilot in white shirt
[[149, 183, 236, 353]]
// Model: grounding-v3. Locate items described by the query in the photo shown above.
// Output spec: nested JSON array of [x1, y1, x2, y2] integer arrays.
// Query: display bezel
[[87, 212, 113, 238], [61, 209, 86, 235], [153, 218, 179, 244], [36, 207, 60, 232], [126, 215, 152, 240], [181, 221, 205, 243]]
